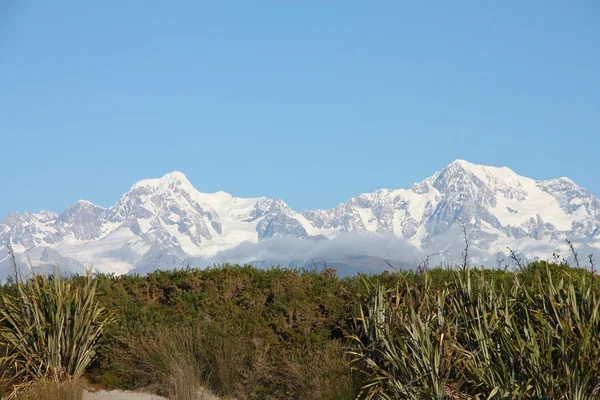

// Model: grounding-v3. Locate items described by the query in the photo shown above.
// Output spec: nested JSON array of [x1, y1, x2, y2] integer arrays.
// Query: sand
[[83, 388, 221, 400], [83, 390, 167, 400]]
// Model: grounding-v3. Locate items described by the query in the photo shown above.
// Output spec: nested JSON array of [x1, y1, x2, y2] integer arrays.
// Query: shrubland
[[1, 250, 600, 399]]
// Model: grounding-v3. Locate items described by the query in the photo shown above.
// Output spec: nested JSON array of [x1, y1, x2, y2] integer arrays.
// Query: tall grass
[[122, 322, 358, 400], [349, 267, 600, 399], [123, 323, 235, 399], [272, 341, 360, 400], [0, 261, 116, 394], [11, 377, 85, 400]]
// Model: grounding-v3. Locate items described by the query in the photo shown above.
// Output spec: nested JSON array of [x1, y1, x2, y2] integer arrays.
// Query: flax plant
[[349, 266, 600, 399], [348, 273, 458, 399], [0, 261, 116, 389]]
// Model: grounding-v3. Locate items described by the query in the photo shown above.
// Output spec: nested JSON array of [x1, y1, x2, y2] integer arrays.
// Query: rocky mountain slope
[[2, 160, 599, 278]]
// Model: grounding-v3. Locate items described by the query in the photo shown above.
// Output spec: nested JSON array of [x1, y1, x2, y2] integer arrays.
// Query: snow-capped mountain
[[301, 160, 600, 266], [2, 160, 599, 278]]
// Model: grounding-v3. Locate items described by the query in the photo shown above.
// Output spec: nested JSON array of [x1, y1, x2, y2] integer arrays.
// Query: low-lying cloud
[[208, 232, 425, 268]]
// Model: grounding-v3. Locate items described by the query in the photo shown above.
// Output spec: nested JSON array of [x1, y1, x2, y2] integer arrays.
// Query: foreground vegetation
[[0, 261, 115, 399], [350, 265, 600, 399], [1, 250, 600, 399]]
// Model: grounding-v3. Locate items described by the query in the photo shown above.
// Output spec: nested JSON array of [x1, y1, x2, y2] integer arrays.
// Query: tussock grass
[[123, 323, 224, 399], [122, 322, 357, 400], [11, 377, 85, 400], [273, 341, 359, 400]]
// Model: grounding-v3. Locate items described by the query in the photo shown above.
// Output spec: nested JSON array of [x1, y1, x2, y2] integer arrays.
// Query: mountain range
[[2, 160, 599, 279]]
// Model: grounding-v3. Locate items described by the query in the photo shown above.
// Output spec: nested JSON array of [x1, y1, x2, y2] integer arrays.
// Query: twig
[[566, 239, 580, 268], [7, 237, 21, 284], [495, 255, 509, 272], [417, 252, 442, 274], [507, 247, 524, 270], [457, 217, 469, 273]]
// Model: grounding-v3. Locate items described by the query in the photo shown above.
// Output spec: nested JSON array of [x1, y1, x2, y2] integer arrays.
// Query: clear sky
[[1, 1, 599, 217]]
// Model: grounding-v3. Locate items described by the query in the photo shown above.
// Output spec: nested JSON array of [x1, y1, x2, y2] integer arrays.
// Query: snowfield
[[2, 159, 599, 278]]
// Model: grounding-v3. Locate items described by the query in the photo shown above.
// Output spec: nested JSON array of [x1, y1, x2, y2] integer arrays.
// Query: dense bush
[[86, 265, 364, 399], [1, 256, 599, 399]]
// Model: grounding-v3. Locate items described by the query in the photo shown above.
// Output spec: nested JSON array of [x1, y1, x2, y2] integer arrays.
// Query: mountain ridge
[[2, 160, 599, 278]]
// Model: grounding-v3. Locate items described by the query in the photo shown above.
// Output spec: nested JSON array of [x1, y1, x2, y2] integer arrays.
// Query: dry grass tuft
[[11, 377, 85, 400]]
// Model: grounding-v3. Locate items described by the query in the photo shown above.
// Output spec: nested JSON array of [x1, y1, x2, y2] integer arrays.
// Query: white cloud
[[208, 231, 425, 268]]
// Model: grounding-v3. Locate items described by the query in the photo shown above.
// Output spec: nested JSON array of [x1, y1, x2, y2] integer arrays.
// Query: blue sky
[[1, 1, 599, 217]]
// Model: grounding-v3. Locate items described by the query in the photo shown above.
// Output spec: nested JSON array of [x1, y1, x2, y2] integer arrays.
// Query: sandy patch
[[83, 390, 167, 400], [83, 388, 221, 400]]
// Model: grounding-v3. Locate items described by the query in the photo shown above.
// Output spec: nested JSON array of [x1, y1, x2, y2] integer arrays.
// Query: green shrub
[[89, 265, 361, 399], [4, 257, 595, 399]]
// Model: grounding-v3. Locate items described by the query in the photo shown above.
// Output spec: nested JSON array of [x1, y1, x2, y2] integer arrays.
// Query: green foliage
[[348, 273, 458, 399], [0, 264, 116, 389], [350, 266, 600, 399], [2, 256, 599, 399], [85, 264, 361, 399]]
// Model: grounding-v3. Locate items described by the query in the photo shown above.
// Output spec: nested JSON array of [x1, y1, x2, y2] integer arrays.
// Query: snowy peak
[[58, 200, 105, 223], [131, 171, 194, 192], [1, 162, 599, 278], [301, 160, 600, 256], [36, 210, 59, 223], [107, 171, 224, 252], [57, 200, 106, 241], [430, 160, 523, 194]]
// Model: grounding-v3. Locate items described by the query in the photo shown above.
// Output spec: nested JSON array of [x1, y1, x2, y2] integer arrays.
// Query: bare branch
[[417, 252, 442, 274], [496, 255, 509, 271], [566, 239, 580, 268], [507, 246, 524, 270], [412, 252, 441, 275], [456, 217, 469, 273], [7, 237, 21, 284]]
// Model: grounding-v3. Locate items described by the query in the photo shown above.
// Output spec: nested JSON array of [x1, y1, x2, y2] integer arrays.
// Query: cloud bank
[[207, 232, 425, 269]]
